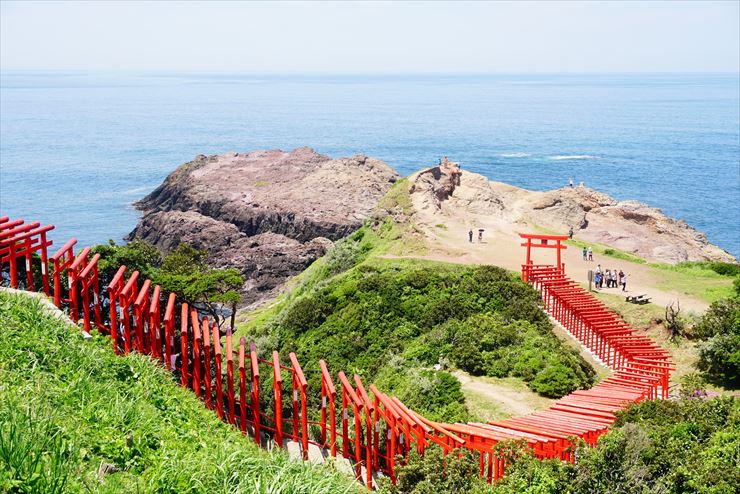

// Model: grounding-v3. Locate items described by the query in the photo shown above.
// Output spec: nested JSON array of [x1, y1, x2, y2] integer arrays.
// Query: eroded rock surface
[[130, 147, 398, 304], [411, 165, 735, 264]]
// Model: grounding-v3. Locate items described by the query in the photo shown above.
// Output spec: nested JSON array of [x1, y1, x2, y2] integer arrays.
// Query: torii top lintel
[[518, 232, 569, 271]]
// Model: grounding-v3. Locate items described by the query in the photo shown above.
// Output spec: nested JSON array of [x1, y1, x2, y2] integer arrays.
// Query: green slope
[[0, 291, 361, 494], [237, 182, 597, 423]]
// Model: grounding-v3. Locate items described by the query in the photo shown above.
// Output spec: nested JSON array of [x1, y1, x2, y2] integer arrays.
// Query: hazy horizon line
[[2, 69, 739, 76]]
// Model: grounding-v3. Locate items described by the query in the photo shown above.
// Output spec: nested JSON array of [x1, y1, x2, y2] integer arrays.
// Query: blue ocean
[[1, 72, 738, 258]]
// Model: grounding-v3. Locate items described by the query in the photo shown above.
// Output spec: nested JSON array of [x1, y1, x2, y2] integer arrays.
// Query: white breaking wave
[[122, 185, 157, 195], [498, 152, 531, 158], [548, 155, 598, 161]]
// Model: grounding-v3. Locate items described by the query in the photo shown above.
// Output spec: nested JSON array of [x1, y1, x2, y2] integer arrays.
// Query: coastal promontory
[[129, 147, 399, 304]]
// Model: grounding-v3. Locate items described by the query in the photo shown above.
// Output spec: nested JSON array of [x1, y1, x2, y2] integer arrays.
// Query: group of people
[[582, 246, 627, 291], [594, 264, 627, 291]]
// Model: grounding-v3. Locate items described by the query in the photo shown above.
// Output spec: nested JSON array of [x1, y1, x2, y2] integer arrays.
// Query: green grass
[[376, 178, 414, 217], [254, 180, 270, 187], [592, 291, 738, 393], [564, 233, 737, 304], [648, 262, 737, 304], [0, 292, 361, 494], [565, 237, 648, 264], [239, 180, 425, 334]]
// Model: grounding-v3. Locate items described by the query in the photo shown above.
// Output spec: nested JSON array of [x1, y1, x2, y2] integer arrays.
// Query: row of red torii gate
[[0, 216, 673, 488]]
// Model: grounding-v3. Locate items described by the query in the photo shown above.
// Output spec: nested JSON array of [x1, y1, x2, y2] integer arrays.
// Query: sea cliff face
[[129, 147, 399, 304]]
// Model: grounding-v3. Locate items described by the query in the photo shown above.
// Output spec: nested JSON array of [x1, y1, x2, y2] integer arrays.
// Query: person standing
[[582, 246, 587, 261], [605, 269, 612, 288], [620, 271, 627, 291], [587, 246, 593, 261], [568, 227, 574, 239], [478, 229, 483, 242], [468, 229, 473, 243], [569, 177, 574, 188]]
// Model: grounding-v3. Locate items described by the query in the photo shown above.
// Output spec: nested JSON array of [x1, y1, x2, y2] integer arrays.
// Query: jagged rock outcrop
[[130, 147, 398, 304], [411, 165, 736, 264]]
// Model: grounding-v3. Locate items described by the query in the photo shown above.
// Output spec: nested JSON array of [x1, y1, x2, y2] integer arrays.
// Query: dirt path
[[404, 173, 710, 314], [452, 370, 553, 421]]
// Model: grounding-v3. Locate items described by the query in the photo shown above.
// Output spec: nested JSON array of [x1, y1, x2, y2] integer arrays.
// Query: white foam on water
[[548, 155, 598, 160], [122, 185, 157, 195], [498, 152, 531, 158]]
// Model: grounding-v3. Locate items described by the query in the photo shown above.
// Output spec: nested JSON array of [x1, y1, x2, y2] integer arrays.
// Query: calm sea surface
[[1, 72, 738, 258]]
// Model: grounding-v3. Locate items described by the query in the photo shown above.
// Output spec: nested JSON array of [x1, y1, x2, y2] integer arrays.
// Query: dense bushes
[[692, 295, 740, 388], [428, 315, 593, 398], [382, 395, 740, 494], [251, 261, 595, 421]]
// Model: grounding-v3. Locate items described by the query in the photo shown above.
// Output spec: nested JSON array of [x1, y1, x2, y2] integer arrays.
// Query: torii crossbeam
[[519, 232, 569, 281]]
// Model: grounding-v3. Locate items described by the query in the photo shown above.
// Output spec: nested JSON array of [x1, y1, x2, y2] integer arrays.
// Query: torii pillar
[[518, 233, 569, 281]]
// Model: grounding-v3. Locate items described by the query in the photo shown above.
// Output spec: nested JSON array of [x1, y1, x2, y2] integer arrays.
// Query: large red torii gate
[[519, 232, 569, 281]]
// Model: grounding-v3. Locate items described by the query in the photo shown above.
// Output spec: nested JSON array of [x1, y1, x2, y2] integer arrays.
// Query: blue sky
[[1, 1, 738, 73]]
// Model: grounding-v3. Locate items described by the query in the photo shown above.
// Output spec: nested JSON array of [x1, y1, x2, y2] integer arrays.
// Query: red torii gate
[[519, 232, 569, 281]]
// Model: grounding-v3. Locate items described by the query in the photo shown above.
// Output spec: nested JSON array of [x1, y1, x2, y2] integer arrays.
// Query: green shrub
[[250, 262, 595, 420], [378, 446, 491, 494], [698, 334, 740, 388], [692, 295, 740, 388]]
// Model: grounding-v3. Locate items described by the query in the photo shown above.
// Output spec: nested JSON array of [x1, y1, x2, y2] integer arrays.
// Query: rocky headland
[[411, 165, 736, 264], [130, 147, 399, 304], [130, 151, 735, 307]]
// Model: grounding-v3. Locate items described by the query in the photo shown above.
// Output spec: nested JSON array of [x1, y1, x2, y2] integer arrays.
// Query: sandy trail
[[451, 370, 553, 419]]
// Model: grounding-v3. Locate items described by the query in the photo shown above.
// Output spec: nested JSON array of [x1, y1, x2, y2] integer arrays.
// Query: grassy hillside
[[238, 183, 597, 423], [0, 291, 361, 494]]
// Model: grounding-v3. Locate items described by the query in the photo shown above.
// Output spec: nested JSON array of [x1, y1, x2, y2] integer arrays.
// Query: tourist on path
[[620, 271, 627, 291], [582, 246, 588, 261], [478, 229, 483, 242], [587, 246, 593, 261], [468, 229, 473, 243], [568, 227, 574, 239]]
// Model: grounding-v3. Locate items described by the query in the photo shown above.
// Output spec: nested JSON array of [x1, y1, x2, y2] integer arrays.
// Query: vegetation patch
[[0, 292, 359, 494], [566, 237, 648, 265], [383, 395, 740, 494], [241, 260, 596, 422]]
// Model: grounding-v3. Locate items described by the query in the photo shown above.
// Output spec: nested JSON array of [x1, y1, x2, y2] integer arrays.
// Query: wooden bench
[[626, 294, 651, 305]]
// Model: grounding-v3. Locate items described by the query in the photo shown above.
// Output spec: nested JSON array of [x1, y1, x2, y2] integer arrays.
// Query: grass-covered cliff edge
[[0, 291, 360, 494]]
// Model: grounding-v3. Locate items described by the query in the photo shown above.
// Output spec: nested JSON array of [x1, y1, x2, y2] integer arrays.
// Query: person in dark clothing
[[468, 229, 473, 243], [568, 227, 574, 239]]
